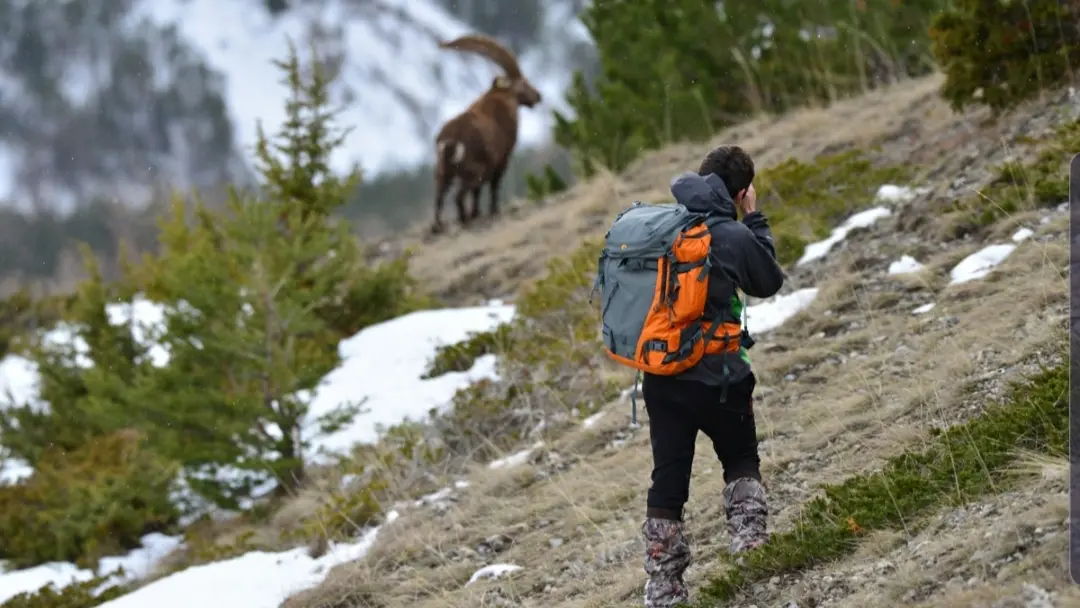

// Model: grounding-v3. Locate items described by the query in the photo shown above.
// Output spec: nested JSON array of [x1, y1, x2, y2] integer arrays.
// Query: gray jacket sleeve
[[725, 212, 785, 299]]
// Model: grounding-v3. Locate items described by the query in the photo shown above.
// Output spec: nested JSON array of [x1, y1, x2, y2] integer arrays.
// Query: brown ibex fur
[[431, 34, 541, 235]]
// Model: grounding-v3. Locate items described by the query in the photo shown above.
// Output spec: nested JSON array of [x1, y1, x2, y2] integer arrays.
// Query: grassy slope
[[275, 73, 1070, 608]]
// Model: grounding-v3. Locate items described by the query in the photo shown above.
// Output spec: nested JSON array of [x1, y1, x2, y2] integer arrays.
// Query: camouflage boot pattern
[[641, 517, 691, 608], [722, 477, 769, 555]]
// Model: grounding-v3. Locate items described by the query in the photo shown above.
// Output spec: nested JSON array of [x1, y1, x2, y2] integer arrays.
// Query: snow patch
[[948, 244, 1017, 285], [95, 514, 395, 608], [304, 304, 515, 459], [887, 255, 924, 275], [1012, 227, 1034, 243], [582, 411, 605, 428], [797, 207, 892, 266], [0, 459, 31, 485], [0, 356, 39, 410], [466, 564, 522, 586], [0, 563, 90, 604], [875, 184, 920, 203], [912, 302, 936, 315], [489, 441, 543, 469], [745, 288, 819, 334], [413, 487, 454, 508], [0, 534, 182, 604]]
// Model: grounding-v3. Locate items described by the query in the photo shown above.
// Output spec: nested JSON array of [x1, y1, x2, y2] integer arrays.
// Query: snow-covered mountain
[[0, 0, 592, 212]]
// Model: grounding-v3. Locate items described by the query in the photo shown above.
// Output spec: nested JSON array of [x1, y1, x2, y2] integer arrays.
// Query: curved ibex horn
[[438, 34, 522, 79]]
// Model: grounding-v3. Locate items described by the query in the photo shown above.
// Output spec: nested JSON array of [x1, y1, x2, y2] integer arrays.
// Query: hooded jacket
[[667, 171, 785, 386]]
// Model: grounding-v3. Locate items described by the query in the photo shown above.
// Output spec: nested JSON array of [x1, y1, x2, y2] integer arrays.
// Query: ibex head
[[439, 34, 542, 108]]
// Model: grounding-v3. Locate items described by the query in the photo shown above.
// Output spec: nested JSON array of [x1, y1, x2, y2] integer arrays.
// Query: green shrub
[[0, 429, 179, 570], [180, 527, 262, 567], [315, 253, 431, 338], [296, 481, 385, 544], [930, 0, 1080, 114], [0, 574, 127, 608]]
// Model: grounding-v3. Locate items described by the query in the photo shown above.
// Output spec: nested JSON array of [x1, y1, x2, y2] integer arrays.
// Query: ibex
[[431, 34, 542, 235]]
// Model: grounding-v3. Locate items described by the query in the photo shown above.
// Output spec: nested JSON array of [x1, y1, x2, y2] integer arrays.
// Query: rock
[[482, 587, 522, 607], [477, 533, 514, 555], [991, 583, 1055, 608]]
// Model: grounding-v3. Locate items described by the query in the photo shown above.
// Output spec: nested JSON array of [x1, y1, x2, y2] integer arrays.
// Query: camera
[[740, 328, 756, 350]]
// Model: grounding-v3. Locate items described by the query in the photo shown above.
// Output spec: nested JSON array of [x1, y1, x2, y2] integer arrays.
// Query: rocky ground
[[286, 75, 1073, 608]]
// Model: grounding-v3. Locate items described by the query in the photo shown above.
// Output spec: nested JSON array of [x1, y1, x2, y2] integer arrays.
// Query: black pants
[[643, 372, 760, 521]]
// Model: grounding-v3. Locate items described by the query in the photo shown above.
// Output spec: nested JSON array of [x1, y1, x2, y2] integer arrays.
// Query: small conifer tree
[[129, 40, 413, 507]]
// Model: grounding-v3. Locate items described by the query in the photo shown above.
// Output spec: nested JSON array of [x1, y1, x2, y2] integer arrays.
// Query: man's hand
[[738, 184, 757, 215]]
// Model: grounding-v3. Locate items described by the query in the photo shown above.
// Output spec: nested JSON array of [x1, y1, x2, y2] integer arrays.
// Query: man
[[641, 145, 785, 608]]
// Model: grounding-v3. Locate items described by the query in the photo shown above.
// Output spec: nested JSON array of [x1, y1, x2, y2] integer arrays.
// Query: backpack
[[592, 201, 743, 377]]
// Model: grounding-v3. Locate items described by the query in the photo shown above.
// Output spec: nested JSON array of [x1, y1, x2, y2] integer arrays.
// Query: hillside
[[271, 74, 1072, 607]]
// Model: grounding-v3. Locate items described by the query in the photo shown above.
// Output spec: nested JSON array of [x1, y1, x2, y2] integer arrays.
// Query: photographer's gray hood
[[670, 171, 739, 219]]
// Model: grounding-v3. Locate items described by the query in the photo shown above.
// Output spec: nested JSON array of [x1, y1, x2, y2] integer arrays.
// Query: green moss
[[0, 573, 128, 608], [696, 351, 1066, 605], [754, 150, 909, 266], [945, 117, 1080, 236], [0, 430, 180, 570]]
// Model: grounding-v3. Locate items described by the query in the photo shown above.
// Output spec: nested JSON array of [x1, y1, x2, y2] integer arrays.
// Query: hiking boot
[[641, 517, 691, 608], [723, 477, 769, 554]]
